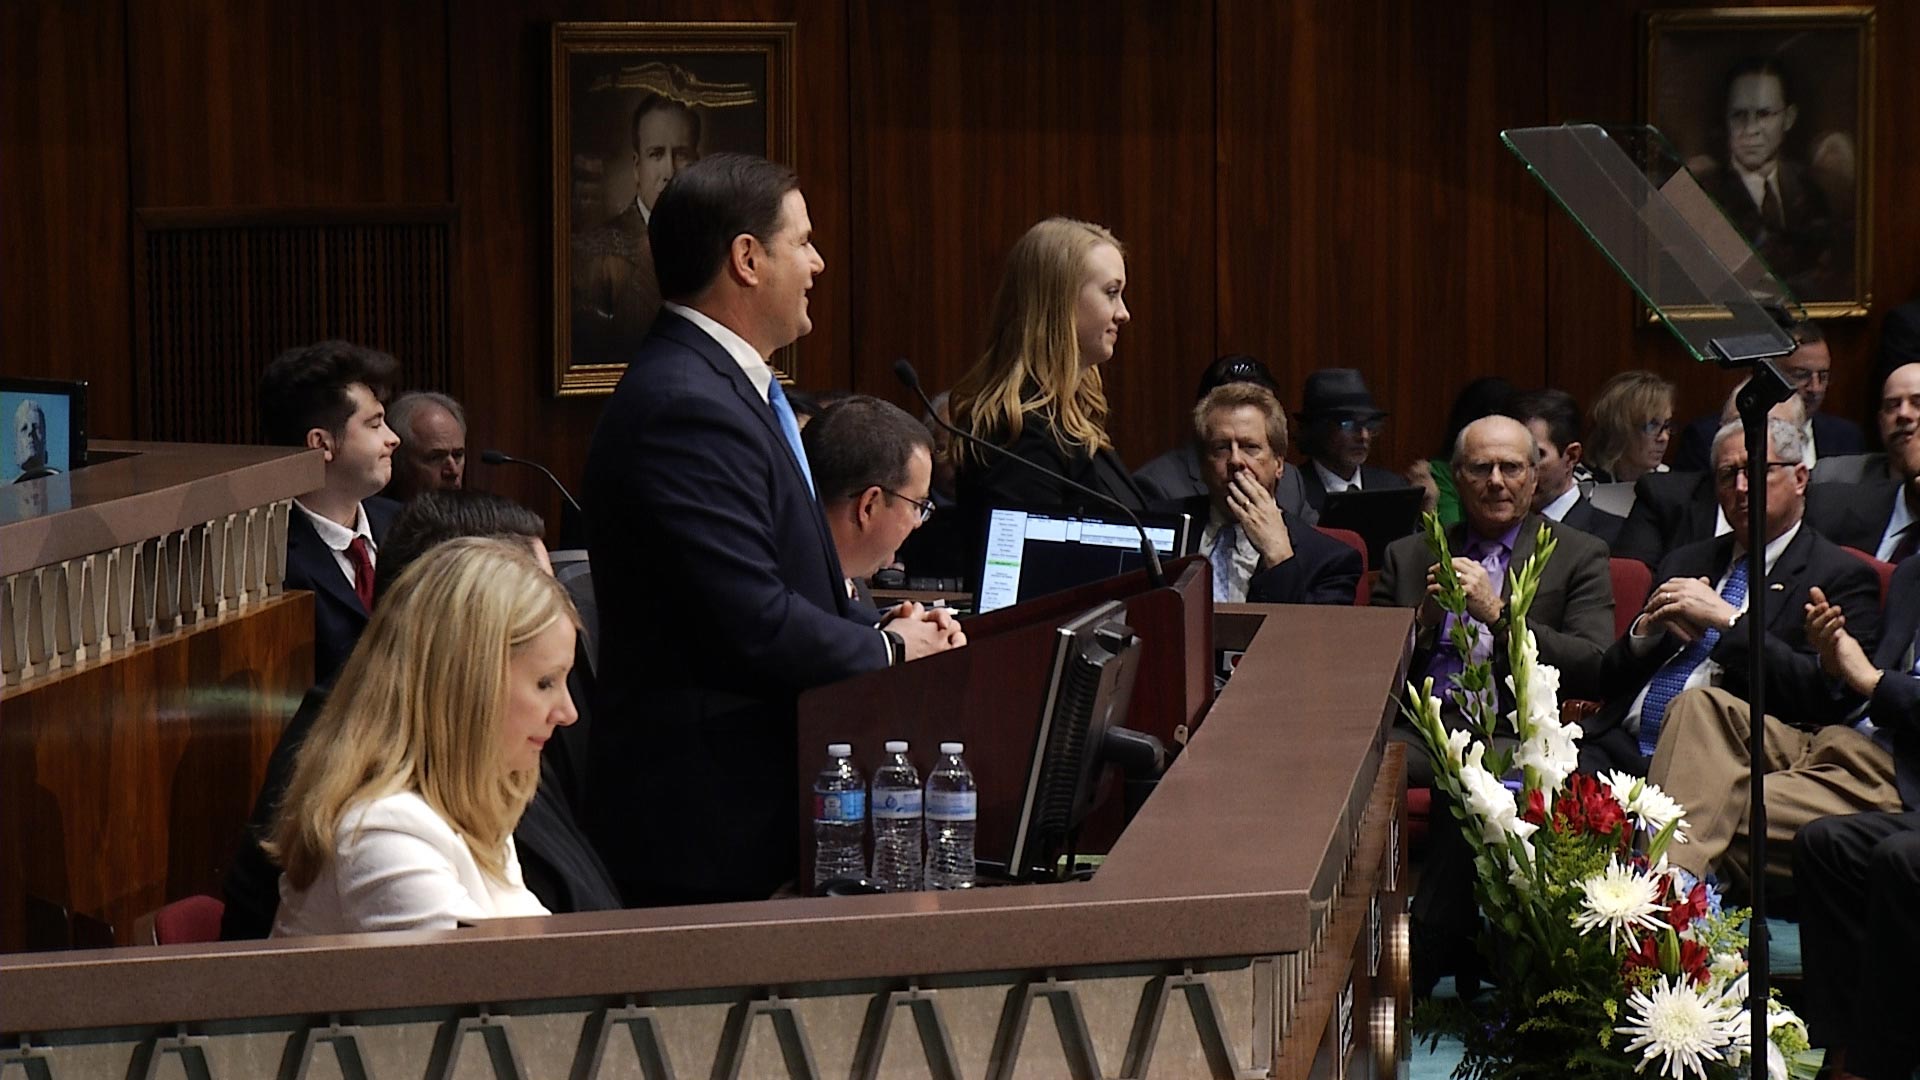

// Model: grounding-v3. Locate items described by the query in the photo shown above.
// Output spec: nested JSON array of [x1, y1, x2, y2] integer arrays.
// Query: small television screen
[[0, 377, 87, 484], [1004, 599, 1142, 879], [972, 505, 1190, 614]]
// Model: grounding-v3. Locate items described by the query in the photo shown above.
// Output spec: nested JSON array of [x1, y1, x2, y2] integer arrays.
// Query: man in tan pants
[[1648, 684, 1901, 894]]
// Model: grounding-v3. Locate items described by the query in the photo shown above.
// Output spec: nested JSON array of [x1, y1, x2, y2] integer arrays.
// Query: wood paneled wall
[[5, 0, 1916, 535]]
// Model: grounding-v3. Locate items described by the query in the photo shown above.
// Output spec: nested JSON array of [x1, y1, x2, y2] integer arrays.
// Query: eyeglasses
[[883, 488, 936, 524], [1333, 417, 1385, 435], [1640, 419, 1674, 437], [1714, 461, 1796, 488], [1781, 366, 1830, 388], [1459, 460, 1533, 482]]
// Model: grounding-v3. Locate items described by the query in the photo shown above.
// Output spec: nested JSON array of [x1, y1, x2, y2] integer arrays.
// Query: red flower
[[1666, 881, 1710, 931], [1678, 939, 1712, 986], [1524, 788, 1547, 825], [1551, 773, 1628, 844], [1622, 933, 1660, 978]]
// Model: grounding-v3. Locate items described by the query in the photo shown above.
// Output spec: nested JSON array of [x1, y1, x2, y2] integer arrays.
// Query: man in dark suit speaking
[[584, 154, 964, 906]]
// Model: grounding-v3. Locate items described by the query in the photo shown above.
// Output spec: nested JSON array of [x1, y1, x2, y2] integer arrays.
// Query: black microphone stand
[[480, 449, 589, 551], [1713, 338, 1796, 1080], [892, 359, 1166, 589]]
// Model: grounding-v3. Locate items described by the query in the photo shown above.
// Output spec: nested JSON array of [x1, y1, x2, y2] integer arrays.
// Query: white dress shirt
[[663, 301, 774, 403], [1622, 521, 1801, 734], [291, 500, 376, 594], [272, 791, 547, 936], [1314, 459, 1360, 494], [1539, 484, 1580, 523], [1734, 159, 1781, 218]]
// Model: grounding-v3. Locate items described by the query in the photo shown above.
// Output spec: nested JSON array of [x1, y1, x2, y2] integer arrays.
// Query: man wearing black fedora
[[1294, 368, 1409, 512]]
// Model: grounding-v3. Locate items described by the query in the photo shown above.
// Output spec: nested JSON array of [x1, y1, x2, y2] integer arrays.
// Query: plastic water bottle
[[924, 742, 977, 889], [870, 741, 923, 892], [813, 743, 866, 889]]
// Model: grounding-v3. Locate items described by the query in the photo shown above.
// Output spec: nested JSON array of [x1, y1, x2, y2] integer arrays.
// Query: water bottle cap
[[884, 740, 909, 753], [940, 741, 964, 754], [827, 743, 852, 757]]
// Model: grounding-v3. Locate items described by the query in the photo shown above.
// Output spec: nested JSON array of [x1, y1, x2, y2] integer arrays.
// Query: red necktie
[[346, 536, 375, 612]]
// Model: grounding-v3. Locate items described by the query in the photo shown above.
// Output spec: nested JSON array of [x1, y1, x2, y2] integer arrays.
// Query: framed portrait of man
[[551, 22, 796, 395], [1645, 7, 1876, 318]]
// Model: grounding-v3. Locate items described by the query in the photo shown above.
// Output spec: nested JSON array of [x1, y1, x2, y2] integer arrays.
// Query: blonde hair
[[1586, 370, 1675, 476], [267, 537, 578, 889], [1193, 382, 1289, 455], [949, 217, 1123, 465]]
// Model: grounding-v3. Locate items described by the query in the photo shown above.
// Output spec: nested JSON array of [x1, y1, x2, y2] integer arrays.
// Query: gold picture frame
[[551, 21, 797, 395], [1643, 6, 1875, 319]]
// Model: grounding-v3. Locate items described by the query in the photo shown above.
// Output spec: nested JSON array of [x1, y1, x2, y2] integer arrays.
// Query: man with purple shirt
[[1374, 414, 1616, 997], [1376, 414, 1616, 786]]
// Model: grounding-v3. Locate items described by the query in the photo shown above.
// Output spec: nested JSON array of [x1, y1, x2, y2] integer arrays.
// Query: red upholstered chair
[[1840, 546, 1895, 607], [1313, 526, 1370, 605], [134, 894, 224, 946]]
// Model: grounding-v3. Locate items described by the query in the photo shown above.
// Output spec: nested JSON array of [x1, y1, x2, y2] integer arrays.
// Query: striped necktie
[[1637, 559, 1751, 756]]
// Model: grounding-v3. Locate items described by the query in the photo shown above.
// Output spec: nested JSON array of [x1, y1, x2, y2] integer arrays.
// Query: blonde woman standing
[[950, 217, 1147, 524], [268, 537, 579, 935]]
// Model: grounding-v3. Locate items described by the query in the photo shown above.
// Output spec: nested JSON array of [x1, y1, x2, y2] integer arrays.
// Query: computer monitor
[[1004, 599, 1147, 880], [972, 504, 1190, 615], [1316, 486, 1423, 566], [0, 377, 87, 484]]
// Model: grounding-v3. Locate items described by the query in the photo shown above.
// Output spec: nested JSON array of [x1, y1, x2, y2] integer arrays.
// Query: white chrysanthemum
[[1571, 859, 1668, 951], [1514, 717, 1582, 794], [1720, 989, 1804, 1080], [1617, 978, 1743, 1080], [1602, 770, 1693, 843], [1458, 745, 1537, 847]]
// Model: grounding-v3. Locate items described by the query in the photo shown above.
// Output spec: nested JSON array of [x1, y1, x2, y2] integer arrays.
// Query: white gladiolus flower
[[1458, 745, 1537, 847], [1514, 717, 1582, 794], [1442, 727, 1473, 770], [1617, 978, 1743, 1080], [1571, 859, 1668, 951]]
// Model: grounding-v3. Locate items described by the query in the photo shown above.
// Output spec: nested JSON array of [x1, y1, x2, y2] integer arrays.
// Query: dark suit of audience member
[[284, 495, 400, 685], [1810, 452, 1889, 486], [1163, 494, 1359, 605], [1556, 493, 1626, 549], [1297, 462, 1411, 514], [221, 679, 620, 940], [1805, 477, 1908, 558], [1613, 470, 1721, 568], [1795, 809, 1920, 1080]]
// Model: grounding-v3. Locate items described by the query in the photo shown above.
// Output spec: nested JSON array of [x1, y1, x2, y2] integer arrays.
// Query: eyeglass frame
[[1713, 460, 1798, 488], [881, 487, 936, 524], [1458, 459, 1534, 483], [1639, 418, 1675, 437]]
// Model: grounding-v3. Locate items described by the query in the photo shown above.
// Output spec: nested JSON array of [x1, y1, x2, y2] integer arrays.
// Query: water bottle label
[[815, 791, 865, 823], [925, 790, 977, 821], [873, 789, 923, 818]]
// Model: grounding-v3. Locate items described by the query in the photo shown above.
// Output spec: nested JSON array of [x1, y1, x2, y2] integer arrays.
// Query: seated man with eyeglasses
[[802, 395, 944, 618], [1583, 414, 1881, 785], [1292, 368, 1409, 512], [1673, 323, 1862, 474], [1376, 415, 1615, 996], [1806, 362, 1920, 563]]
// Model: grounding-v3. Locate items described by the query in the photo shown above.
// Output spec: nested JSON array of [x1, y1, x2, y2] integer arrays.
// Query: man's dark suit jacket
[[1164, 494, 1361, 605], [583, 310, 887, 904], [283, 496, 400, 686], [1586, 524, 1882, 754], [1614, 471, 1720, 569], [1805, 478, 1903, 556], [1673, 411, 1866, 475], [219, 673, 622, 940], [1557, 494, 1627, 550], [1133, 445, 1318, 524], [1297, 462, 1410, 513], [1374, 514, 1615, 702], [1850, 555, 1920, 809]]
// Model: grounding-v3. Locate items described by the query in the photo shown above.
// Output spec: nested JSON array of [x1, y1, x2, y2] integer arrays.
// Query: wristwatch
[[883, 628, 906, 666]]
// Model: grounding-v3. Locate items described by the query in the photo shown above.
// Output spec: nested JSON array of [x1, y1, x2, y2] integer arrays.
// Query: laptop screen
[[973, 505, 1190, 614]]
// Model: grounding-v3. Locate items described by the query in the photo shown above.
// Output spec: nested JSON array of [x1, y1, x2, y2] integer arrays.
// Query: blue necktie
[[765, 379, 816, 497], [1638, 559, 1751, 756], [1210, 523, 1240, 601]]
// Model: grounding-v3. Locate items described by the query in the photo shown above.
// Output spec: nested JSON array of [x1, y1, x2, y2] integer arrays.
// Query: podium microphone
[[479, 449, 585, 516], [892, 358, 1165, 589]]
